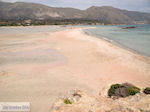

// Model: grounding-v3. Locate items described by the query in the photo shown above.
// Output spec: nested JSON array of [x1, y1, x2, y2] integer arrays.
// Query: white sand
[[0, 27, 150, 112]]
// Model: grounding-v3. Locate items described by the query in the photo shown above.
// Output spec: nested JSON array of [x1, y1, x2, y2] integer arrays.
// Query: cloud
[[1, 0, 18, 2]]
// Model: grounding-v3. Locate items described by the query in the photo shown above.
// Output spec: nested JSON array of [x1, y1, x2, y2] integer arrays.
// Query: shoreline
[[83, 28, 150, 61]]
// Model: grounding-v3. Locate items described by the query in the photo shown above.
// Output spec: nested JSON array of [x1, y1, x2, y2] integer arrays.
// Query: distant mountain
[[0, 1, 150, 24], [0, 1, 84, 20]]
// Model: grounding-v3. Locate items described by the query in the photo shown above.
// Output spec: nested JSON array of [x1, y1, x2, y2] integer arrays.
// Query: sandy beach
[[0, 27, 150, 112]]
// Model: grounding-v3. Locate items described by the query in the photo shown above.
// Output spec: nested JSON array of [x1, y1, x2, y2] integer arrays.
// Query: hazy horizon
[[1, 0, 150, 13]]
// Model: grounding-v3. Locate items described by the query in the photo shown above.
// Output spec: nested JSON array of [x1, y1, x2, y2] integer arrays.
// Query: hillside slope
[[0, 1, 150, 24]]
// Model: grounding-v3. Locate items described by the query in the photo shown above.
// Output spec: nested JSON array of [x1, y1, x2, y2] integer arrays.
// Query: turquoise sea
[[84, 24, 150, 57]]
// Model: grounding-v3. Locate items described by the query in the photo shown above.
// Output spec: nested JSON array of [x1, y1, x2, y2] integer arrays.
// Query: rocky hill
[[0, 1, 84, 20], [0, 1, 150, 24]]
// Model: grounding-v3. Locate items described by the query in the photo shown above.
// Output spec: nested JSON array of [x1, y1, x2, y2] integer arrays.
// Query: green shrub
[[108, 83, 140, 97], [108, 84, 121, 97], [127, 87, 140, 95], [64, 98, 72, 104], [143, 87, 150, 94]]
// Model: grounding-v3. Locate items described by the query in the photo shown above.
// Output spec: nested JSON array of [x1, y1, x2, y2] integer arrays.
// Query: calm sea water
[[85, 24, 150, 57], [0, 26, 67, 34]]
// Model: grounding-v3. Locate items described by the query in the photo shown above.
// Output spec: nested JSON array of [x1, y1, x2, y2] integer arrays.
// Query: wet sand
[[0, 27, 150, 112]]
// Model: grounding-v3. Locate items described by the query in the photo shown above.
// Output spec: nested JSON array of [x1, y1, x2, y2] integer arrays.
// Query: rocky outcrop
[[51, 90, 150, 112]]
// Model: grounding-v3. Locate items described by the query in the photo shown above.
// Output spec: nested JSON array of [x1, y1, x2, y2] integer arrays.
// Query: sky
[[1, 0, 150, 13]]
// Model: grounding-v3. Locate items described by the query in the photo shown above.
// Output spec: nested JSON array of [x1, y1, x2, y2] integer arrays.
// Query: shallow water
[[85, 24, 150, 57], [0, 26, 67, 66], [0, 26, 66, 34]]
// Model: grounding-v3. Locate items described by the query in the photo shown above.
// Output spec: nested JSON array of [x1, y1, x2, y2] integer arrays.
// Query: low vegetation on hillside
[[51, 83, 150, 112], [143, 87, 150, 94], [108, 83, 140, 98]]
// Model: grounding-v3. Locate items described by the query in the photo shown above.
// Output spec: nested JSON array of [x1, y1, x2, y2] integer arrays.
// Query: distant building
[[24, 20, 32, 26]]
